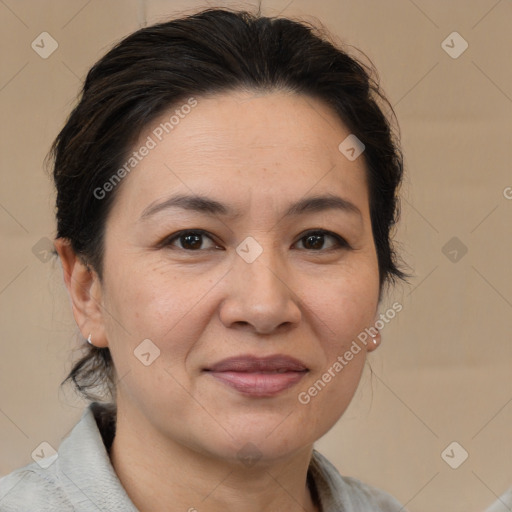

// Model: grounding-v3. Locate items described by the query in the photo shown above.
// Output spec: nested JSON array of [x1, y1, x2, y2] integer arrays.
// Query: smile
[[203, 354, 309, 397]]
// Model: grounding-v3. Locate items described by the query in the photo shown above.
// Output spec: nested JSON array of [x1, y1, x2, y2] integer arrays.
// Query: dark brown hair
[[50, 6, 407, 403]]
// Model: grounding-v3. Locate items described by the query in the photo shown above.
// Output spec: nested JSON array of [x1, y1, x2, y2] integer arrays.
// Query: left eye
[[294, 230, 349, 251]]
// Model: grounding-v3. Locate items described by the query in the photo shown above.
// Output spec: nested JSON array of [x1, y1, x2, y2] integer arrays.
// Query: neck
[[109, 402, 319, 512]]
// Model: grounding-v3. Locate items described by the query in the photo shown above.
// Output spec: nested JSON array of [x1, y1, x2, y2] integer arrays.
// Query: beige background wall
[[1, 1, 511, 511]]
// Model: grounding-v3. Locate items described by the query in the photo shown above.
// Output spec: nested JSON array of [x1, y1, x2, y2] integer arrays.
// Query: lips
[[206, 355, 308, 373], [204, 355, 308, 397]]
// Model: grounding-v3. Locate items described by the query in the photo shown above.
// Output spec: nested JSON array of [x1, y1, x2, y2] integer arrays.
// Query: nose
[[218, 244, 302, 335]]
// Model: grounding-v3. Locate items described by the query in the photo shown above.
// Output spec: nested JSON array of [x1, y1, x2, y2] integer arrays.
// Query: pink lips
[[204, 355, 308, 397]]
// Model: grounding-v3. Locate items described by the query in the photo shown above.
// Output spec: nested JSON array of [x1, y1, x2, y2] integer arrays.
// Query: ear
[[54, 238, 109, 348]]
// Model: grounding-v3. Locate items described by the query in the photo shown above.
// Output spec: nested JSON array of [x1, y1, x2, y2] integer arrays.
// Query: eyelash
[[159, 229, 351, 252]]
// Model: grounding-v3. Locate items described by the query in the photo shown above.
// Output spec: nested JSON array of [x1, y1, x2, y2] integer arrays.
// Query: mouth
[[203, 355, 309, 397]]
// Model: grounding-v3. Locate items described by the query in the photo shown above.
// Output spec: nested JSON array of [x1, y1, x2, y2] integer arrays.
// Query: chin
[[203, 421, 314, 467]]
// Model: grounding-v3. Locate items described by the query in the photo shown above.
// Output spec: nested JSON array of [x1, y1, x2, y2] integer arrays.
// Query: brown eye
[[163, 230, 219, 251], [295, 230, 349, 251]]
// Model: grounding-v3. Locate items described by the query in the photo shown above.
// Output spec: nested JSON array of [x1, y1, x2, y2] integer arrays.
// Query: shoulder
[[484, 487, 512, 512], [310, 449, 406, 512], [0, 402, 136, 512], [0, 461, 71, 512]]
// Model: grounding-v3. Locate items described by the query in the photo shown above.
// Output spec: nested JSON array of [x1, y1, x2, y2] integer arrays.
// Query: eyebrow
[[139, 193, 362, 221]]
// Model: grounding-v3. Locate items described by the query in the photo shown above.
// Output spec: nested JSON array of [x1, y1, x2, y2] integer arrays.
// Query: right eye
[[160, 230, 222, 251]]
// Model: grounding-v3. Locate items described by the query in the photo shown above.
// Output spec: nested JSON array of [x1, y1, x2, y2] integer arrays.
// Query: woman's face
[[95, 90, 380, 463]]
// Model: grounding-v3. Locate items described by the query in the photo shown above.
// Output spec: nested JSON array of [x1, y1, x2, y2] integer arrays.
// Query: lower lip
[[207, 371, 307, 397]]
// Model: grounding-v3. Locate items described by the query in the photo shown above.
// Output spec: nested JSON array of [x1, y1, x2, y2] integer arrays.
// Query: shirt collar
[[56, 402, 138, 512]]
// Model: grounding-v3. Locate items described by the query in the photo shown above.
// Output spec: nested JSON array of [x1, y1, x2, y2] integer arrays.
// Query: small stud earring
[[87, 333, 93, 346]]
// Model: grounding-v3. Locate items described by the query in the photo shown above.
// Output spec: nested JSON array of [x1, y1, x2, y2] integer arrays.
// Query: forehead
[[156, 91, 353, 164], [110, 90, 369, 219]]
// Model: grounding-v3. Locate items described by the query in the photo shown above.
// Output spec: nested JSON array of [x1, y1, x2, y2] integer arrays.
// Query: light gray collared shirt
[[0, 402, 406, 511]]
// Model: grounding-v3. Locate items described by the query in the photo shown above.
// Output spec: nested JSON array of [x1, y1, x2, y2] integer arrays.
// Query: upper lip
[[205, 355, 308, 372]]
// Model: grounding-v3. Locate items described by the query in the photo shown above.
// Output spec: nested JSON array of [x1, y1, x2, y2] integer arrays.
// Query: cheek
[[99, 262, 214, 411], [310, 266, 380, 347], [102, 259, 217, 356], [296, 264, 378, 409]]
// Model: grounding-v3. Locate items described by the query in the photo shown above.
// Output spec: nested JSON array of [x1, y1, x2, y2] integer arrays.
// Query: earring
[[371, 331, 380, 346], [86, 333, 94, 346]]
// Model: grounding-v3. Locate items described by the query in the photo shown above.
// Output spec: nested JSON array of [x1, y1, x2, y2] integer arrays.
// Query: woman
[[0, 7, 408, 511]]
